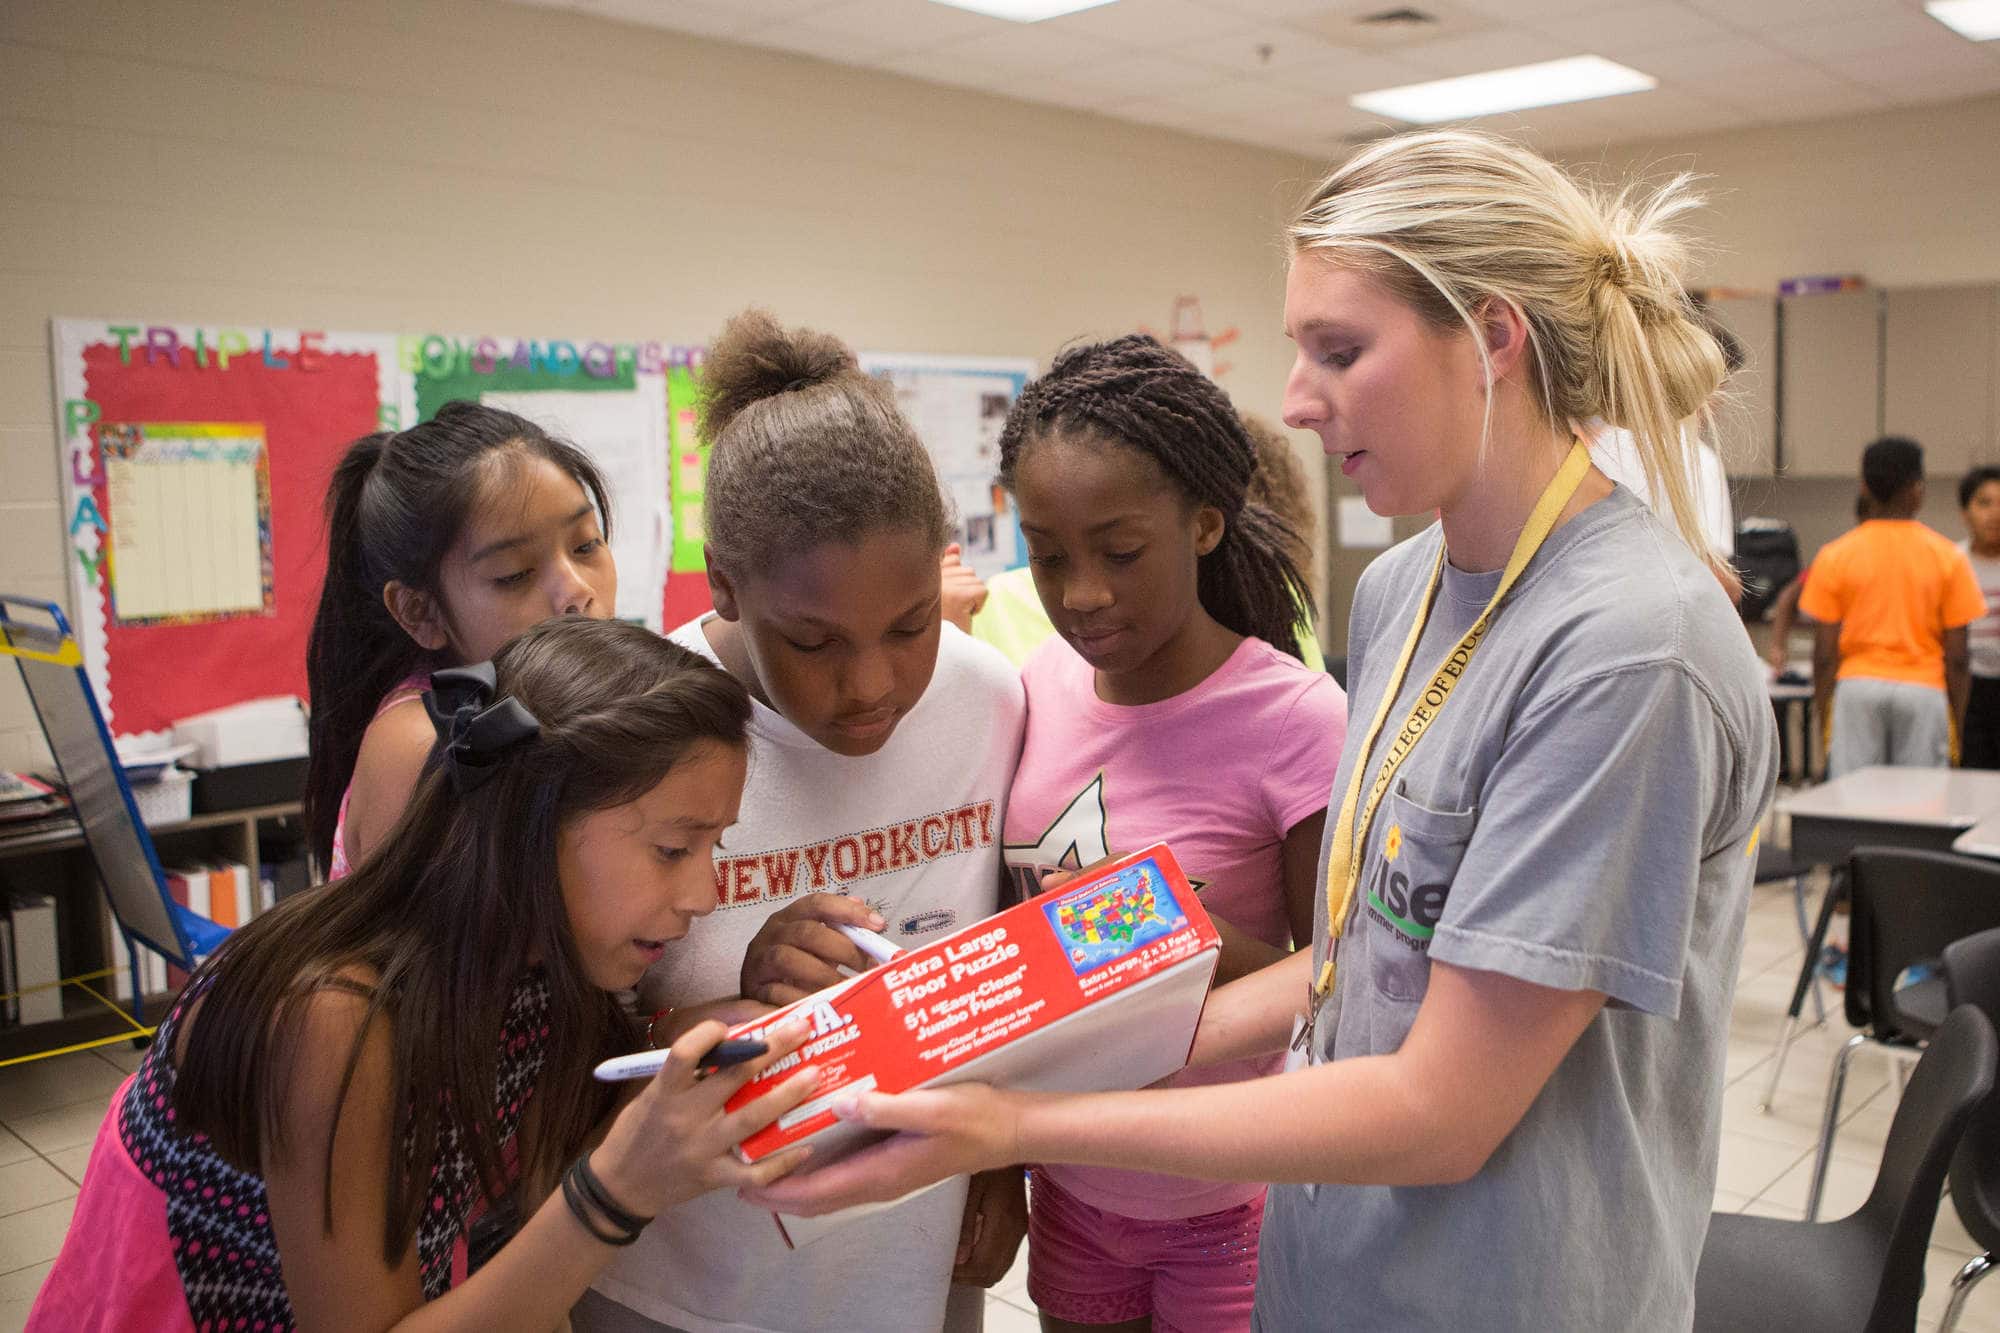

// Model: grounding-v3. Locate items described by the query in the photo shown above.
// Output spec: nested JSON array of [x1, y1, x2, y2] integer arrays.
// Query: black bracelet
[[573, 1152, 653, 1235], [560, 1166, 636, 1247]]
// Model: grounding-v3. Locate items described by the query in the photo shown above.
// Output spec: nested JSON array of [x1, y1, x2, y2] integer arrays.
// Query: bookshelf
[[0, 800, 304, 1063]]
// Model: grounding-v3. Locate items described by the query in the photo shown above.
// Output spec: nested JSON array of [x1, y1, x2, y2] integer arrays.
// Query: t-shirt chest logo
[[1004, 775, 1110, 902], [1362, 820, 1449, 951], [1005, 774, 1205, 903], [711, 801, 997, 909]]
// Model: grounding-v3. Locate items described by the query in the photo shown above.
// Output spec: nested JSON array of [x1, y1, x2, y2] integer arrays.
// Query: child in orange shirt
[[1800, 436, 1984, 775]]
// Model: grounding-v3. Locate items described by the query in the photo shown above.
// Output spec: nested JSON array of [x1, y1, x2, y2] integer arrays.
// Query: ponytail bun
[[696, 308, 950, 577], [698, 308, 860, 446], [1585, 185, 1727, 430]]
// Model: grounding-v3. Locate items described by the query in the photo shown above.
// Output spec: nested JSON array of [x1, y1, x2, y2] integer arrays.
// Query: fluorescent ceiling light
[[1927, 0, 2000, 40], [924, 0, 1120, 19], [1351, 55, 1657, 124]]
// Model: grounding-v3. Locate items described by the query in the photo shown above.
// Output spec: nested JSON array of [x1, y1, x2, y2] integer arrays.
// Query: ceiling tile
[[1763, 9, 1970, 60], [1450, 0, 1610, 19], [916, 22, 1131, 73], [794, 0, 1009, 50], [1079, 50, 1245, 97], [1038, 0, 1260, 50], [1391, 28, 1580, 77], [1678, 0, 1887, 29], [1211, 0, 1368, 20], [1165, 21, 1363, 73], [1533, 4, 1729, 61], [1268, 49, 1437, 96], [1629, 33, 1794, 79]]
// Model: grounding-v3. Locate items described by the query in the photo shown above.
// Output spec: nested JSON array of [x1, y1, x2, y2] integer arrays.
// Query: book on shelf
[[6, 891, 61, 1025], [1, 916, 16, 1026]]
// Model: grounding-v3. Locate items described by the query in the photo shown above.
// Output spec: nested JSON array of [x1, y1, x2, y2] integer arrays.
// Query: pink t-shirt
[[1003, 634, 1346, 1220]]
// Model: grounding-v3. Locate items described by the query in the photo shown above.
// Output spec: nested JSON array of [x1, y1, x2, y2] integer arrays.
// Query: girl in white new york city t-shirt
[[576, 310, 1026, 1333]]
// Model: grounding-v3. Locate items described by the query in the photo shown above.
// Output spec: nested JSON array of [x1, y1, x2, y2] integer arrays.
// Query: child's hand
[[741, 1083, 1029, 1217], [953, 1167, 1028, 1287], [740, 893, 891, 1005], [591, 1018, 819, 1217], [939, 544, 989, 633]]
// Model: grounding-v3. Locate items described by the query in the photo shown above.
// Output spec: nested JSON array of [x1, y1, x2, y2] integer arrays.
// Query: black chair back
[[1846, 848, 2000, 1040], [1944, 927, 2000, 1256], [1860, 1005, 1998, 1329]]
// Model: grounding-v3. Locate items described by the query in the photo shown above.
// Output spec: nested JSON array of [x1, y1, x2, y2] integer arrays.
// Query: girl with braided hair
[[994, 333, 1346, 1332], [749, 130, 1776, 1332]]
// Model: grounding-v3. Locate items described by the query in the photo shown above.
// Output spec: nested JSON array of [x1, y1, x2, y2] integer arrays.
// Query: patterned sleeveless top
[[118, 968, 552, 1328]]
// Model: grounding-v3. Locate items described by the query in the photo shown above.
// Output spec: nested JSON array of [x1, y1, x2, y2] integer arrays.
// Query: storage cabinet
[[1780, 288, 1883, 477], [1704, 295, 1778, 477], [1883, 284, 1998, 476]]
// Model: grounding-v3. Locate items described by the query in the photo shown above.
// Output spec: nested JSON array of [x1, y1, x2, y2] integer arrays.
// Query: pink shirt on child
[[1003, 634, 1346, 1220]]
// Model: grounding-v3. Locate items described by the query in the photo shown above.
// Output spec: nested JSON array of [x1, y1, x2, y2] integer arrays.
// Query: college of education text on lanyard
[[1294, 438, 1593, 1056]]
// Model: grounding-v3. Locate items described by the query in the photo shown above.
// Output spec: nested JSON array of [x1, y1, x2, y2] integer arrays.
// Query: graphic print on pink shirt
[[1003, 634, 1345, 1221]]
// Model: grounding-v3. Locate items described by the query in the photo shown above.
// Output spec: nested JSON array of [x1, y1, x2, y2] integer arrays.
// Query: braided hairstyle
[[997, 334, 1309, 660]]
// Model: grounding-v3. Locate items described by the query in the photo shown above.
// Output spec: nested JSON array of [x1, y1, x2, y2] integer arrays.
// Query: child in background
[[577, 311, 1027, 1333], [31, 619, 817, 1331], [1959, 465, 2000, 768], [304, 401, 618, 877], [954, 411, 1328, 673], [997, 335, 1345, 1332], [1801, 436, 1983, 775]]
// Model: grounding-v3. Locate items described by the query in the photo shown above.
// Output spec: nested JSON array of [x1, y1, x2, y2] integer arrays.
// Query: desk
[[1759, 766, 2000, 1110], [1955, 816, 2000, 858], [1787, 767, 2000, 861]]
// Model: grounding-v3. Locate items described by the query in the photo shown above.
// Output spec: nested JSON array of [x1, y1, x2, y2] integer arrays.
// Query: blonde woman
[[750, 130, 1777, 1330]]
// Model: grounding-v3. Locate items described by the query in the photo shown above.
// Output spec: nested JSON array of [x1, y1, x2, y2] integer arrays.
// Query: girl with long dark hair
[[32, 618, 818, 1331], [305, 401, 618, 878]]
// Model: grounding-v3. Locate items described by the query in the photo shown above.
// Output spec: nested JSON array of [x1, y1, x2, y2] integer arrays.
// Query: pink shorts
[[1026, 1169, 1264, 1332]]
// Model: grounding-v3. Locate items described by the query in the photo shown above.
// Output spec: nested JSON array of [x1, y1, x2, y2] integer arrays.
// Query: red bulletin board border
[[78, 345, 382, 735]]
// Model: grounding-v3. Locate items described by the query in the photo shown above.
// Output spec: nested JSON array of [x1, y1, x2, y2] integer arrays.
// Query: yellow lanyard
[[1296, 439, 1594, 1049]]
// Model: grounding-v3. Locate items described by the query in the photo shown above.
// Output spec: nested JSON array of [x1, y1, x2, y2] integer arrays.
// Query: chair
[[1756, 838, 1825, 1025], [1939, 928, 2000, 1331], [1694, 1003, 1997, 1333], [0, 595, 229, 1059], [1805, 848, 2000, 1220]]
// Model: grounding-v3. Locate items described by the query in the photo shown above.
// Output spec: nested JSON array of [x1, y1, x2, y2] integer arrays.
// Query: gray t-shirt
[[1255, 486, 1777, 1332], [1956, 541, 2000, 678]]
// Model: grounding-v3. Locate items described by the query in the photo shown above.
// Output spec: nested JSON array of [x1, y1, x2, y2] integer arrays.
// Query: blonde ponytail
[[1288, 130, 1728, 572]]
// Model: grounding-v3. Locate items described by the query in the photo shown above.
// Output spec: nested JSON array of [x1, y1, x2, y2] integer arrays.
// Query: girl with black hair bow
[[31, 619, 819, 1332]]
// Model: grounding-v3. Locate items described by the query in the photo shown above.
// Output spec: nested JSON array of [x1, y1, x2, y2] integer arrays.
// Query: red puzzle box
[[723, 843, 1222, 1243]]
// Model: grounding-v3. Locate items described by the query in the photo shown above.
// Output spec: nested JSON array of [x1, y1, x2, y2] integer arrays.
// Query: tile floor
[[2, 867, 1998, 1330]]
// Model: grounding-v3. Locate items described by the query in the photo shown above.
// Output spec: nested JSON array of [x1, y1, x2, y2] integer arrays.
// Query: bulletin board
[[859, 353, 1035, 581], [52, 319, 698, 738]]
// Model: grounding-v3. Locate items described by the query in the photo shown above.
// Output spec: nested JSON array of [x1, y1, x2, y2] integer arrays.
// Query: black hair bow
[[423, 662, 541, 794]]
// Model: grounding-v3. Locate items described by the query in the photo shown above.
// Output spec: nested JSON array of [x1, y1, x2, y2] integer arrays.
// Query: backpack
[[1734, 517, 1801, 622]]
